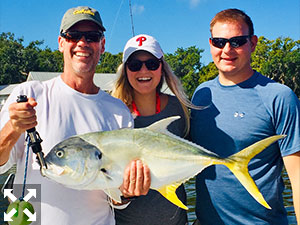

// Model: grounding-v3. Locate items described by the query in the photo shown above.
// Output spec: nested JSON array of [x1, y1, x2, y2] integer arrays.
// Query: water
[[0, 168, 297, 224]]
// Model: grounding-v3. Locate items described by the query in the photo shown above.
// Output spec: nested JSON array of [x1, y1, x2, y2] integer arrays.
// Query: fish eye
[[95, 151, 102, 160], [56, 150, 64, 158]]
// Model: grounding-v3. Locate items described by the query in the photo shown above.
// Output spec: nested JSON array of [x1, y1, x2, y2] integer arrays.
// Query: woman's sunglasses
[[126, 58, 161, 72], [210, 35, 252, 49], [60, 31, 103, 43]]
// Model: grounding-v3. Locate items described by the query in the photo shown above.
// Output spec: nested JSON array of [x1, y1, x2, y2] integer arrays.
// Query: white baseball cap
[[122, 34, 164, 62]]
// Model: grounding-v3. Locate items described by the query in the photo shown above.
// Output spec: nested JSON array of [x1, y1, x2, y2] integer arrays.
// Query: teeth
[[137, 77, 151, 81], [75, 52, 90, 57]]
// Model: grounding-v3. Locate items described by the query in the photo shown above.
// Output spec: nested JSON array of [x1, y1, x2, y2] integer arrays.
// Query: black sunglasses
[[60, 31, 103, 43], [126, 58, 161, 72], [210, 35, 252, 49]]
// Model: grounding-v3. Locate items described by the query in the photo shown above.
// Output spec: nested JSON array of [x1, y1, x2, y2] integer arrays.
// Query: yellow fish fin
[[224, 135, 286, 209], [157, 182, 188, 210], [226, 163, 271, 209]]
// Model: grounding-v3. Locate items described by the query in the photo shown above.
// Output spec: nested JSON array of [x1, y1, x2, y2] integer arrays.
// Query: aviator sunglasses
[[60, 31, 103, 43], [210, 35, 252, 49], [126, 58, 161, 72]]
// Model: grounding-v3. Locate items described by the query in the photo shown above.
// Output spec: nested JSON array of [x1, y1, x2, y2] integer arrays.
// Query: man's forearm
[[283, 152, 300, 224], [0, 121, 22, 166]]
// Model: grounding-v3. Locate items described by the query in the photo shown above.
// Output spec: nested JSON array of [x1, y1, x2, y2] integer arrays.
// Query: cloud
[[177, 0, 205, 8], [132, 4, 145, 15], [190, 0, 201, 7]]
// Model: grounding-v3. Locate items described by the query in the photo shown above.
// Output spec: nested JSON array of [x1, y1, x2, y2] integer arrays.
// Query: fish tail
[[223, 135, 285, 209]]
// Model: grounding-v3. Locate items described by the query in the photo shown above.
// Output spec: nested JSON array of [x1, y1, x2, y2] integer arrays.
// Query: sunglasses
[[60, 31, 103, 43], [210, 35, 251, 49], [126, 58, 161, 72]]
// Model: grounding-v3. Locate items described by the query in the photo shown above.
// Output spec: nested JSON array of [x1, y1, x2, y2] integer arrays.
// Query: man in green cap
[[0, 6, 150, 225]]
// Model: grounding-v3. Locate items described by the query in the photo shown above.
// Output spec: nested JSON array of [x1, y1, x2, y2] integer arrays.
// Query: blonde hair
[[112, 57, 198, 137]]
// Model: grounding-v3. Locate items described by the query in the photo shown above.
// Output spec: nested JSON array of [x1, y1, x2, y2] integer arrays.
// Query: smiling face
[[59, 20, 105, 79], [210, 21, 257, 85], [126, 51, 162, 96]]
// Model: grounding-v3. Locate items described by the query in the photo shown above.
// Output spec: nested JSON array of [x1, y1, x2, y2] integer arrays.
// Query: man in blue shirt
[[191, 8, 300, 224]]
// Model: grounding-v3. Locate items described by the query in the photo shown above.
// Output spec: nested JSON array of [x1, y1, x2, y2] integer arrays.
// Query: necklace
[[132, 92, 161, 116]]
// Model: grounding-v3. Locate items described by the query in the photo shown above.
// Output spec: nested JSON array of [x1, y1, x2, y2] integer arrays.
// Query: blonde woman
[[112, 34, 195, 225]]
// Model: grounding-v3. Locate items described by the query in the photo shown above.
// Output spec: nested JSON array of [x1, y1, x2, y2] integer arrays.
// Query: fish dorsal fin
[[146, 116, 180, 136], [157, 182, 188, 210]]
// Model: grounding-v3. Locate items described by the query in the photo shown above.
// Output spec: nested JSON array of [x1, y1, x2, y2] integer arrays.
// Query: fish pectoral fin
[[104, 188, 122, 203], [157, 182, 188, 210]]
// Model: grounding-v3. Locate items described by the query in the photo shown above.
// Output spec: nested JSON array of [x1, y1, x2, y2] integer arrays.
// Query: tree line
[[1, 32, 299, 98]]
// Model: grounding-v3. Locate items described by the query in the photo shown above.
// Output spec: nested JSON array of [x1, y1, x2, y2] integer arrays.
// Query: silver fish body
[[42, 117, 284, 209]]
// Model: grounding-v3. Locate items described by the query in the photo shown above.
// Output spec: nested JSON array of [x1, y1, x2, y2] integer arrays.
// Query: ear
[[209, 38, 213, 47], [58, 36, 64, 53], [250, 35, 258, 53], [209, 38, 215, 52], [100, 37, 106, 54]]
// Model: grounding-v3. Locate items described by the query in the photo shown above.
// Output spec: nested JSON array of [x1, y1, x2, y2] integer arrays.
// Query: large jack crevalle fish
[[42, 117, 284, 210]]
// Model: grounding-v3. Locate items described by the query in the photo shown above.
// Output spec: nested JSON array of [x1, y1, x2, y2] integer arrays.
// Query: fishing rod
[[129, 0, 135, 37], [17, 95, 47, 173]]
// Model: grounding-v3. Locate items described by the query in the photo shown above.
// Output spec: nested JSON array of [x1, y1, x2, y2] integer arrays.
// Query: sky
[[0, 0, 299, 65]]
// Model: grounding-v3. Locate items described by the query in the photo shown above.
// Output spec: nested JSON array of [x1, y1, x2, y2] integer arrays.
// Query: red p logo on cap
[[136, 36, 147, 46]]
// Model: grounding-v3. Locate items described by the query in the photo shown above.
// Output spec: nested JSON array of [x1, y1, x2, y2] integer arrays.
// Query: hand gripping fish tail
[[41, 116, 285, 210]]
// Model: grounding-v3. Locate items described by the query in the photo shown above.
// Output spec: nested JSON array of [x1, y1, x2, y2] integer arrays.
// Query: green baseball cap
[[60, 6, 106, 33]]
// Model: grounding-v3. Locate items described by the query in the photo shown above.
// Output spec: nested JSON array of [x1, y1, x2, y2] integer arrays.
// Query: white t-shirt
[[0, 76, 133, 225]]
